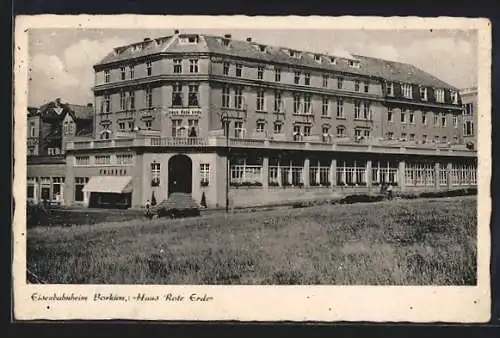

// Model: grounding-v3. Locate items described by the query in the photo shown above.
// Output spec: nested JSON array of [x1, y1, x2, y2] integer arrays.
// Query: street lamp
[[220, 112, 232, 213]]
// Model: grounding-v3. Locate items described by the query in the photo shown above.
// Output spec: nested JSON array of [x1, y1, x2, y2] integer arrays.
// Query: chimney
[[224, 34, 232, 39], [174, 29, 180, 34], [246, 37, 252, 42]]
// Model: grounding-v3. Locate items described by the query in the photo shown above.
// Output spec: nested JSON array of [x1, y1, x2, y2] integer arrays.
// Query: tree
[[200, 192, 207, 208], [151, 191, 157, 206]]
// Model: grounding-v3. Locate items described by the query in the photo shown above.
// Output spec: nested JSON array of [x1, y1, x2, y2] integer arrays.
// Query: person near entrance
[[145, 199, 152, 219]]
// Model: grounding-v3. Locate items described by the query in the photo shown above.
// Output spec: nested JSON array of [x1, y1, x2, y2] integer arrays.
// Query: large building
[[460, 87, 477, 149], [27, 98, 93, 204], [62, 31, 477, 209]]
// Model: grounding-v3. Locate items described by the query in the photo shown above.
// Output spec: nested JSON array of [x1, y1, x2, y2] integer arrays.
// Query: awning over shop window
[[82, 176, 133, 194]]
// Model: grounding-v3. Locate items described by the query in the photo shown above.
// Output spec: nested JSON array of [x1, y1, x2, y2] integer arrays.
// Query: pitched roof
[[35, 99, 93, 122], [96, 33, 457, 90]]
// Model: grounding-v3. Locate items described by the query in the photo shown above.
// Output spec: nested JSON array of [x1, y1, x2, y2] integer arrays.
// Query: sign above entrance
[[169, 108, 202, 117]]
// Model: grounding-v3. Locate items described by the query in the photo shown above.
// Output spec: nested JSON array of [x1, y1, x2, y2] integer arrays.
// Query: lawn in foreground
[[27, 196, 477, 285]]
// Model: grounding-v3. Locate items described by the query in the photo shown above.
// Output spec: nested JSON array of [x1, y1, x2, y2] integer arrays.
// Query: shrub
[[200, 192, 207, 208], [151, 191, 157, 206], [27, 202, 51, 228]]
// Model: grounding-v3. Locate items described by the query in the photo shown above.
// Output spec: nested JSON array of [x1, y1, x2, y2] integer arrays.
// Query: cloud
[[29, 37, 129, 106]]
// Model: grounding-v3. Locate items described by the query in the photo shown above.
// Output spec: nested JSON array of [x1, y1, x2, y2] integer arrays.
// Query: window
[[322, 126, 330, 142], [104, 94, 111, 112], [171, 119, 182, 137], [75, 156, 90, 166], [222, 85, 230, 107], [464, 103, 473, 116], [442, 136, 448, 144], [401, 132, 407, 140], [337, 77, 343, 89], [363, 102, 371, 120], [74, 177, 89, 202], [387, 107, 393, 122], [435, 89, 444, 103], [364, 82, 369, 93], [354, 101, 361, 119], [151, 162, 160, 186], [420, 87, 427, 101], [128, 91, 135, 109], [145, 87, 153, 108], [434, 136, 440, 143], [293, 94, 301, 114], [354, 80, 360, 92], [104, 70, 110, 83], [173, 59, 182, 73], [257, 66, 264, 80], [304, 95, 312, 114], [274, 91, 282, 112], [120, 90, 126, 110], [402, 83, 412, 99], [355, 129, 369, 139], [441, 112, 447, 127], [145, 121, 152, 130], [348, 60, 360, 68], [303, 126, 311, 136], [120, 67, 126, 80], [434, 112, 439, 126], [453, 115, 458, 128], [27, 181, 34, 199], [172, 83, 183, 106], [409, 110, 414, 124], [256, 120, 265, 133], [422, 112, 427, 125], [188, 119, 198, 137], [29, 122, 36, 137], [322, 97, 329, 117], [464, 121, 474, 136], [234, 121, 244, 138], [451, 91, 458, 104], [336, 126, 346, 138], [189, 59, 199, 73], [386, 82, 394, 96], [274, 67, 281, 82], [294, 72, 301, 84], [401, 110, 406, 123], [293, 125, 302, 141], [118, 122, 126, 130], [336, 98, 344, 118], [129, 65, 135, 79], [146, 60, 152, 76], [386, 132, 394, 140], [234, 87, 243, 109], [304, 73, 311, 85], [422, 135, 428, 144], [235, 64, 242, 77], [274, 122, 283, 134], [128, 121, 135, 130], [322, 75, 328, 87], [223, 62, 230, 75], [256, 88, 265, 111], [95, 155, 111, 165], [200, 164, 210, 186], [116, 153, 134, 165], [188, 85, 199, 106]]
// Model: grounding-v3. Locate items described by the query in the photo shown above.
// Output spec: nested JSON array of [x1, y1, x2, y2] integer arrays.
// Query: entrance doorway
[[168, 154, 193, 196]]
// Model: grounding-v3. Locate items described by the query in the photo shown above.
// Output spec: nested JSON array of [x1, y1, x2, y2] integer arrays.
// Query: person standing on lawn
[[386, 184, 393, 200], [145, 199, 152, 219]]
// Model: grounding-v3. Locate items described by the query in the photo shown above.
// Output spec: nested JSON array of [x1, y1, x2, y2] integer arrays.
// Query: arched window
[[100, 129, 111, 140], [336, 126, 346, 138]]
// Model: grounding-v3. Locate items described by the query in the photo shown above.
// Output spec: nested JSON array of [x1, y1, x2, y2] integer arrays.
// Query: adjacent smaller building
[[460, 87, 477, 149], [27, 98, 94, 205]]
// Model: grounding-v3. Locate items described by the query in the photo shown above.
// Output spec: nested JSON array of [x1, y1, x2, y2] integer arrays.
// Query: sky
[[27, 28, 478, 107]]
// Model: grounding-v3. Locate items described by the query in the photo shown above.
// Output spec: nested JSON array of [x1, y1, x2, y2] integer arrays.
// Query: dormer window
[[401, 83, 412, 99], [314, 54, 321, 63], [348, 60, 360, 68], [450, 90, 458, 104], [288, 49, 301, 59], [330, 56, 337, 64], [386, 82, 394, 96], [435, 88, 445, 103], [222, 39, 230, 47], [420, 87, 428, 101], [179, 35, 200, 44]]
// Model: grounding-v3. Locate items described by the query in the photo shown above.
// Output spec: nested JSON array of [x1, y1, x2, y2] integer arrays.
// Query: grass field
[[27, 196, 477, 285]]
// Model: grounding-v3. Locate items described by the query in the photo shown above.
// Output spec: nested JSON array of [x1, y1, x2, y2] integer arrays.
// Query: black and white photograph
[[12, 15, 491, 322]]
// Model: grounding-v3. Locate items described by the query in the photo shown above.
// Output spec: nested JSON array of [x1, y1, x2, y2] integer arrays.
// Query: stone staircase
[[153, 193, 200, 218]]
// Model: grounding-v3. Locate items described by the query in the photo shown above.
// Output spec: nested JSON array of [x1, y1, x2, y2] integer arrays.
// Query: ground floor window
[[309, 159, 331, 186], [200, 163, 210, 186], [405, 162, 434, 186], [230, 158, 262, 186], [75, 177, 89, 202], [336, 160, 367, 186], [371, 161, 398, 185], [451, 163, 477, 186], [268, 158, 304, 187], [40, 177, 51, 201], [439, 164, 448, 186], [27, 178, 36, 199], [52, 177, 65, 202]]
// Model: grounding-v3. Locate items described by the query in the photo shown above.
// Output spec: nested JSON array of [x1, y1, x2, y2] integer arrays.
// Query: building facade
[[27, 99, 93, 205], [460, 87, 477, 149], [63, 32, 477, 209]]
